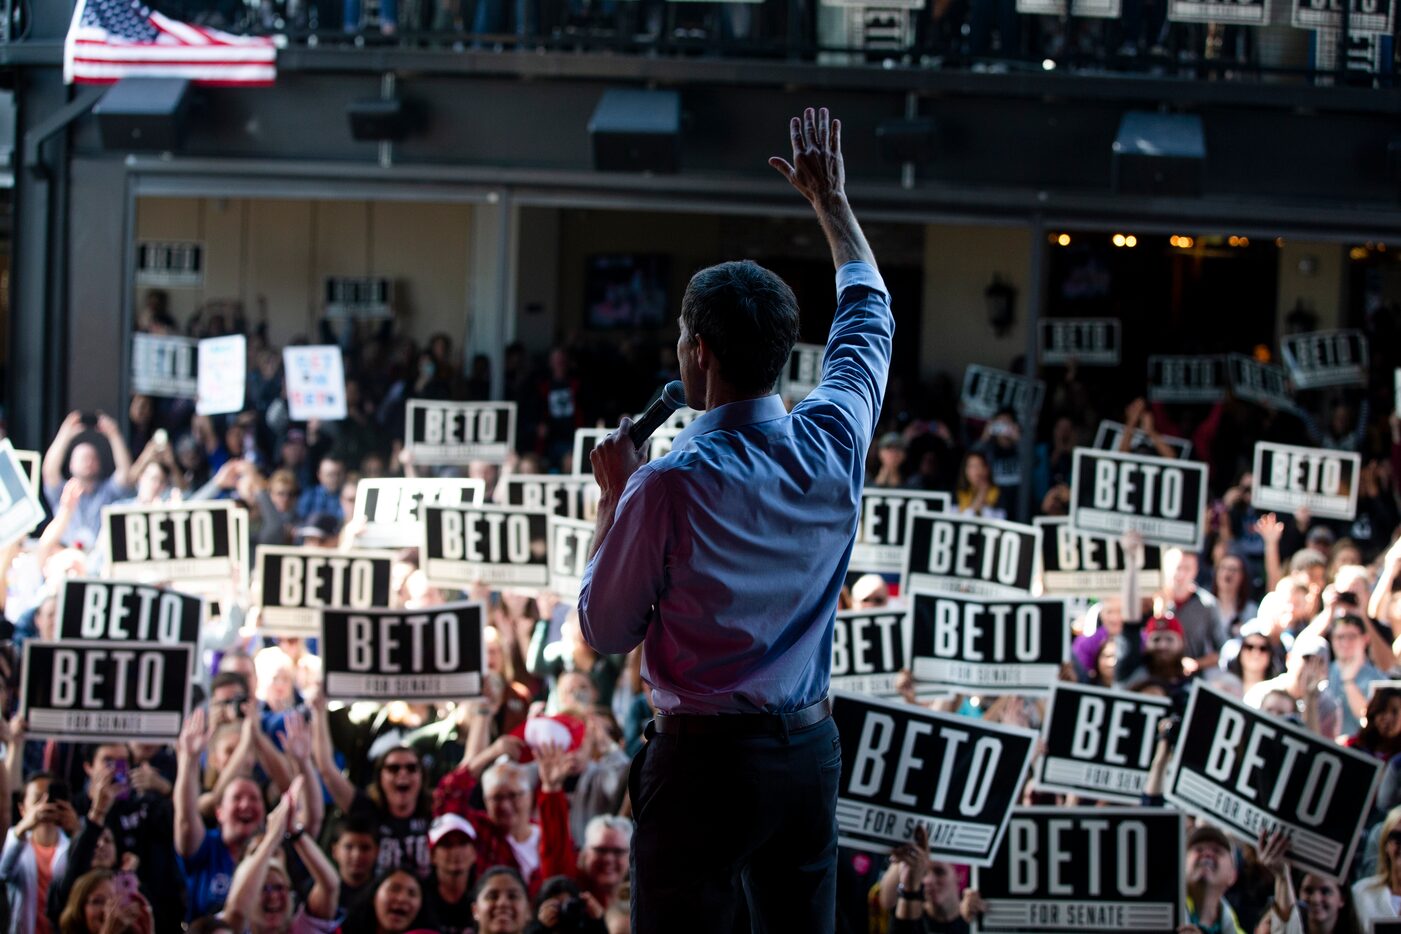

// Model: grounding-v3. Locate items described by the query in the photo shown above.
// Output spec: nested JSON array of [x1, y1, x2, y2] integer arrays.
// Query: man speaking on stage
[[578, 106, 891, 933]]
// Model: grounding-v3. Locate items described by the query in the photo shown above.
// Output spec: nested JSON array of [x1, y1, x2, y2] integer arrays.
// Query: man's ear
[[693, 334, 716, 375]]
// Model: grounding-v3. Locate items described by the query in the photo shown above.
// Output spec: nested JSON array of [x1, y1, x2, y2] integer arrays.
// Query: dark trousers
[[629, 716, 841, 934]]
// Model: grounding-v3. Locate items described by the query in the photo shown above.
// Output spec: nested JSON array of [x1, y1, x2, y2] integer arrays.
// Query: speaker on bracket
[[588, 89, 681, 174], [1112, 111, 1206, 197], [93, 78, 191, 152]]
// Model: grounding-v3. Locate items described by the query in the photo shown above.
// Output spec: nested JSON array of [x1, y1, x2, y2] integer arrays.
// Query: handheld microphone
[[627, 380, 688, 450]]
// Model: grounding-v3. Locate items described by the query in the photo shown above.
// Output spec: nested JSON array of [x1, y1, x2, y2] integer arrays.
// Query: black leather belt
[[653, 697, 832, 736]]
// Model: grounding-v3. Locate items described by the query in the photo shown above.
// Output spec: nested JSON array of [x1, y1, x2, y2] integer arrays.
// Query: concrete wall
[[920, 223, 1033, 380], [134, 197, 475, 351]]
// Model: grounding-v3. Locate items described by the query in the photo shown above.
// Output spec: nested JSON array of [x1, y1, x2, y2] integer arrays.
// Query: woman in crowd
[[1344, 688, 1401, 761], [1258, 829, 1358, 934], [876, 826, 967, 933], [1210, 553, 1258, 638], [58, 871, 114, 934], [1225, 622, 1280, 697], [473, 867, 531, 934], [954, 450, 1001, 519], [1352, 808, 1401, 928], [339, 870, 429, 934]]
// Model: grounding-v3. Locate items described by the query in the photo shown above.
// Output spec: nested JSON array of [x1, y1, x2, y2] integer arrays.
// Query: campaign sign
[[1033, 517, 1162, 598], [832, 609, 910, 697], [571, 428, 611, 478], [352, 478, 485, 549], [406, 400, 516, 465], [1147, 355, 1226, 404], [547, 515, 594, 603], [972, 807, 1185, 934], [780, 343, 826, 402], [284, 345, 348, 422], [131, 333, 198, 398], [12, 450, 39, 494], [1015, 0, 1121, 15], [909, 590, 1069, 694], [101, 500, 247, 589], [501, 475, 602, 523], [832, 691, 1037, 864], [1251, 442, 1360, 520], [0, 440, 44, 548], [255, 546, 396, 637], [904, 513, 1041, 597], [1166, 682, 1382, 879], [1038, 319, 1120, 366], [1280, 329, 1370, 388], [1227, 354, 1296, 412], [1093, 420, 1193, 460], [321, 600, 486, 702], [20, 640, 192, 743], [851, 489, 951, 576], [196, 334, 246, 416], [960, 365, 1045, 423], [56, 579, 203, 648], [422, 504, 550, 588], [1069, 448, 1208, 549], [1292, 0, 1394, 34], [1034, 683, 1172, 804], [1170, 0, 1267, 24]]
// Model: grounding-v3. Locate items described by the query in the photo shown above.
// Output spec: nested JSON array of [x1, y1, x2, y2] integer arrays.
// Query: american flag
[[64, 0, 278, 87]]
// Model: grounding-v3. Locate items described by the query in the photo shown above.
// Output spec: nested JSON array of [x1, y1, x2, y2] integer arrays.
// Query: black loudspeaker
[[1111, 112, 1206, 197], [347, 98, 416, 142], [93, 78, 191, 152], [876, 118, 938, 164], [588, 89, 681, 174]]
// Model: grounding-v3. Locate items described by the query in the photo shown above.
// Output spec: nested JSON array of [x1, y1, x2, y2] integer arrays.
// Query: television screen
[[585, 254, 670, 329]]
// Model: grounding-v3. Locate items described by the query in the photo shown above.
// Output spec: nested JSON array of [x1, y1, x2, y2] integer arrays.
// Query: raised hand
[[535, 741, 571, 794], [1256, 827, 1291, 877], [178, 707, 207, 758], [1254, 513, 1284, 545], [279, 711, 313, 762], [769, 107, 845, 207]]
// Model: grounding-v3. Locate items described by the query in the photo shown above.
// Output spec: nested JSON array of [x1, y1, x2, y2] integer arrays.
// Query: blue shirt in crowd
[[296, 484, 343, 523], [579, 261, 893, 715], [179, 827, 237, 920]]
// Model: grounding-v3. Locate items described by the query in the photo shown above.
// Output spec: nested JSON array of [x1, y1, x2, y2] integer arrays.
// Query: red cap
[[1141, 615, 1185, 646]]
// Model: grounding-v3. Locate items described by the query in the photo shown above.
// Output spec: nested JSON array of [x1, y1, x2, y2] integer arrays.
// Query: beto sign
[[1069, 448, 1208, 549], [321, 601, 486, 702], [1033, 517, 1162, 599], [351, 478, 485, 549], [973, 807, 1185, 934], [1251, 442, 1360, 521], [904, 513, 1041, 597], [1035, 682, 1172, 804], [909, 590, 1068, 695], [255, 546, 396, 637], [56, 579, 202, 648], [421, 504, 550, 588], [405, 400, 516, 464], [1166, 682, 1382, 879], [832, 691, 1036, 865], [20, 640, 192, 743], [831, 609, 911, 697], [851, 489, 950, 576]]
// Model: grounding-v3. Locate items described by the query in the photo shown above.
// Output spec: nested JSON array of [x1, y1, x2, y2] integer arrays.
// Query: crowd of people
[[0, 278, 1399, 933]]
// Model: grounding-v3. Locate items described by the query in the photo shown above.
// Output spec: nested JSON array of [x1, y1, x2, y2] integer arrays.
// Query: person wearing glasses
[[309, 698, 433, 882], [1325, 614, 1385, 736]]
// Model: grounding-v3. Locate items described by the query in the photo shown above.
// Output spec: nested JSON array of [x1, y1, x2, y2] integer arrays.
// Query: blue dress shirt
[[578, 261, 893, 714]]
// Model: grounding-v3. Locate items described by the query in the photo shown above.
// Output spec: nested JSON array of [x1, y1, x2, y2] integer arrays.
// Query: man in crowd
[[1, 773, 74, 934], [1184, 824, 1247, 934], [1162, 547, 1226, 671], [297, 456, 345, 523], [1327, 613, 1384, 735], [39, 411, 133, 549]]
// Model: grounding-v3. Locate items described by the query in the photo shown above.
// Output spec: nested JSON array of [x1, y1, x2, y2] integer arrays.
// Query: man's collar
[[670, 394, 788, 452]]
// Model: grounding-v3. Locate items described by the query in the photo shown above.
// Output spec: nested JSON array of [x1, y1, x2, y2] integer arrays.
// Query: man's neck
[[1173, 587, 1194, 605], [511, 822, 534, 843], [703, 383, 769, 412], [1190, 883, 1223, 924], [437, 871, 469, 902]]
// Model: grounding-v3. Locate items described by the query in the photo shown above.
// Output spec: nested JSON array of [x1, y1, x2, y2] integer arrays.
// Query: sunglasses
[[382, 762, 420, 775], [1242, 642, 1270, 653], [1389, 831, 1401, 847]]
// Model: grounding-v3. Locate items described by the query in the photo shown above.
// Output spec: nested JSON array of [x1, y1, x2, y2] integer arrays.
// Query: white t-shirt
[[507, 825, 542, 883]]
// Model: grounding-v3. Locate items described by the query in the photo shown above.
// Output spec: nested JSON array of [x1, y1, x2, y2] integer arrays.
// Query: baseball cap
[[295, 513, 341, 542], [1187, 822, 1233, 853], [1141, 615, 1185, 646], [1292, 634, 1331, 662], [878, 432, 906, 451], [428, 813, 477, 847]]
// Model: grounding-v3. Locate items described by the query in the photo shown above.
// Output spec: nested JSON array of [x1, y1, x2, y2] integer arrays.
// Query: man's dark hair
[[329, 813, 381, 845], [210, 671, 250, 695], [1334, 613, 1367, 635], [681, 261, 800, 396]]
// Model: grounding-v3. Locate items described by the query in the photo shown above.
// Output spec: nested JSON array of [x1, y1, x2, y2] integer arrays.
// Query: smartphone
[[1337, 591, 1360, 608], [152, 429, 169, 449], [114, 872, 140, 897], [79, 412, 98, 429], [46, 781, 69, 804], [112, 758, 131, 800]]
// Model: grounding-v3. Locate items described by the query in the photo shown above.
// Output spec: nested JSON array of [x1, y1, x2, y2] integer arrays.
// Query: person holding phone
[[1, 772, 78, 934]]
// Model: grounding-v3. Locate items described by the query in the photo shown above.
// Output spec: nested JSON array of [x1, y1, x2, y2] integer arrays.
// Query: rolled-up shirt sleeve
[[578, 463, 672, 655]]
